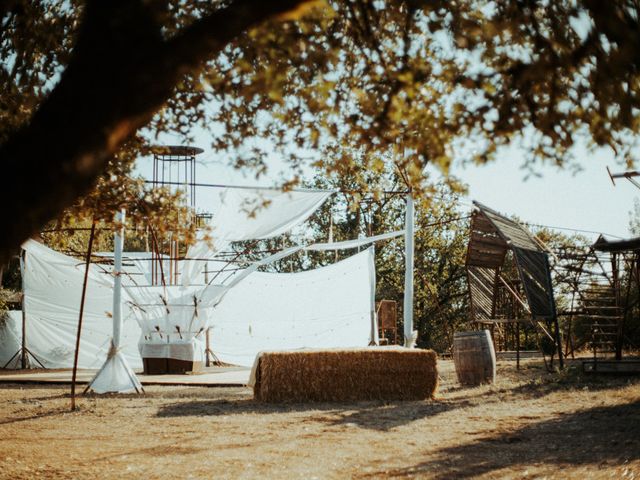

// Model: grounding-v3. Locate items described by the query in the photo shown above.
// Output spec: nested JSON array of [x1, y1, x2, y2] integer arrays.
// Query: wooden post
[[516, 321, 520, 370], [205, 328, 211, 367], [71, 219, 97, 411]]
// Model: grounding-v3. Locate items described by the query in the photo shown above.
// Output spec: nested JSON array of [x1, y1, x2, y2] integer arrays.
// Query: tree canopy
[[2, 0, 640, 261]]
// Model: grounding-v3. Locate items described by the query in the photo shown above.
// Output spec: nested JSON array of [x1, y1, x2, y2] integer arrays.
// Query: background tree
[[234, 159, 471, 352]]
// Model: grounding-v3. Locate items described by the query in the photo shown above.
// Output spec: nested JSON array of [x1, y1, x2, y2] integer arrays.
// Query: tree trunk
[[0, 0, 309, 263]]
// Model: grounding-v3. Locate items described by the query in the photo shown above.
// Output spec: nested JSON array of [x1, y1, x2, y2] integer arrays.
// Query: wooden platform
[[496, 350, 542, 360], [582, 359, 640, 374], [0, 366, 251, 387]]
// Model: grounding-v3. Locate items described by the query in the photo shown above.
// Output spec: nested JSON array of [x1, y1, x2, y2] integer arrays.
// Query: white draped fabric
[[211, 188, 332, 241], [87, 211, 143, 394], [19, 240, 143, 369], [306, 230, 404, 251], [6, 240, 378, 371], [181, 188, 332, 285], [208, 248, 376, 367]]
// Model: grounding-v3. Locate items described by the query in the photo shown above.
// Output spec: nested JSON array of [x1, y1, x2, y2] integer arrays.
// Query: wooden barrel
[[453, 330, 496, 385]]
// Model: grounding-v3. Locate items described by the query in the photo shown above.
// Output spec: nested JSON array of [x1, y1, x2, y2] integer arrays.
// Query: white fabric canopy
[[211, 188, 332, 241], [181, 188, 332, 285], [306, 230, 404, 251]]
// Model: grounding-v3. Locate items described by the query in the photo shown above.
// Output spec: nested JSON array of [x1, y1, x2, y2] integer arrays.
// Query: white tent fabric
[[209, 248, 376, 367], [181, 188, 332, 285], [5, 237, 379, 371], [306, 230, 404, 251], [211, 188, 332, 241], [20, 240, 142, 369], [0, 311, 22, 368]]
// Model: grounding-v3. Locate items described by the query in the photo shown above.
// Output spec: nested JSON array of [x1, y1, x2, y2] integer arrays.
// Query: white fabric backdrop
[[209, 248, 376, 367], [2, 243, 375, 370], [20, 240, 143, 369]]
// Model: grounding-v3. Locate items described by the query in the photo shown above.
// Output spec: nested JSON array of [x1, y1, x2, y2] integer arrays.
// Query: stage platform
[[0, 366, 251, 387]]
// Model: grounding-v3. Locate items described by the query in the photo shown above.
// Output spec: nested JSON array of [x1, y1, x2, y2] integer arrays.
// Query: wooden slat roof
[[473, 201, 541, 251], [466, 211, 508, 268], [465, 201, 556, 322], [513, 247, 555, 319], [467, 265, 498, 322], [592, 234, 640, 253]]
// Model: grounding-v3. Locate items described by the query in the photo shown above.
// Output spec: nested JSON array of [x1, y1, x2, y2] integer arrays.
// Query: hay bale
[[252, 347, 438, 403]]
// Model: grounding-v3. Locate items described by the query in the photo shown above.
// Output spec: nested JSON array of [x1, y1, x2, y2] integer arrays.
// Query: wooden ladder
[[580, 283, 623, 361]]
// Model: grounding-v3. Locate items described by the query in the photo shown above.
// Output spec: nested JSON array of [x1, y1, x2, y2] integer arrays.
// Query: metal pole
[[369, 246, 377, 346], [403, 193, 415, 347], [20, 250, 27, 369], [71, 219, 97, 411], [113, 210, 125, 350], [516, 321, 520, 370]]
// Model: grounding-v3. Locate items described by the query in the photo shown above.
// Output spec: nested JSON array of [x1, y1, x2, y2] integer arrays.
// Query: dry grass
[[253, 348, 438, 402], [0, 357, 638, 479]]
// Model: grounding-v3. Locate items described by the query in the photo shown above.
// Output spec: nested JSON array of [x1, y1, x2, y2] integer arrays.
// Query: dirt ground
[[0, 358, 638, 480]]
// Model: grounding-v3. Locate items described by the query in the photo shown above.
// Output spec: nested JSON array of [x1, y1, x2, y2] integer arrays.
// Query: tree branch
[[0, 0, 311, 262]]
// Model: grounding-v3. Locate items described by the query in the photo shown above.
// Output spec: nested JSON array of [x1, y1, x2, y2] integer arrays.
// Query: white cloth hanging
[[208, 248, 376, 367], [19, 240, 142, 369], [181, 188, 332, 285], [306, 230, 403, 251], [8, 231, 393, 370]]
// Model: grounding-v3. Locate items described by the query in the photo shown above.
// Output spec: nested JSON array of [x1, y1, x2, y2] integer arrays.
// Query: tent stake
[[71, 218, 97, 411]]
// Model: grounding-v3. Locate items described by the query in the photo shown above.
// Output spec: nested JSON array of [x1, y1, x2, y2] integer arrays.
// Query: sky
[[135, 130, 639, 243], [456, 146, 638, 241]]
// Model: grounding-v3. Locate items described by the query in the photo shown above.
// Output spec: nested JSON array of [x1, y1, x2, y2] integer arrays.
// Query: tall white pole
[[403, 193, 415, 347], [113, 209, 125, 348], [87, 208, 142, 394]]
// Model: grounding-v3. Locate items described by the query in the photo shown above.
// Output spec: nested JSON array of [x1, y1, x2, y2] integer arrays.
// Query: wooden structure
[[376, 299, 398, 345], [586, 235, 639, 368], [552, 234, 640, 368], [465, 202, 563, 368], [592, 235, 639, 358]]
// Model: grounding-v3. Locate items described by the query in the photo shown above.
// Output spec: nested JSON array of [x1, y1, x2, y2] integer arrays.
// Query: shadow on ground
[[363, 400, 640, 479], [156, 397, 472, 431], [442, 360, 640, 406]]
